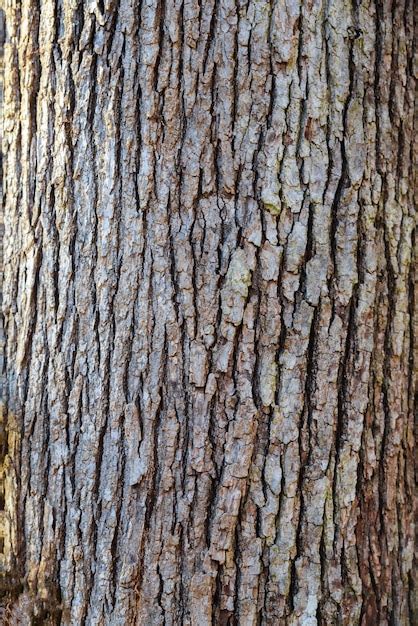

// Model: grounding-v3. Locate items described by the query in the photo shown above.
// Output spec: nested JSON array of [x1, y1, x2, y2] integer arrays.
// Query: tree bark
[[0, 0, 416, 624]]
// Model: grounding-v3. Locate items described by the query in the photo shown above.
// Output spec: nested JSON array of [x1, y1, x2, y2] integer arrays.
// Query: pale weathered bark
[[0, 0, 416, 624]]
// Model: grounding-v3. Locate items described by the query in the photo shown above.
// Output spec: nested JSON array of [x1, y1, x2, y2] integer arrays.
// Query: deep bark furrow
[[0, 0, 415, 624]]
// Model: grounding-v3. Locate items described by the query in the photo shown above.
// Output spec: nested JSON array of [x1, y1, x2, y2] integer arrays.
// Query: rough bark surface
[[1, 0, 416, 624]]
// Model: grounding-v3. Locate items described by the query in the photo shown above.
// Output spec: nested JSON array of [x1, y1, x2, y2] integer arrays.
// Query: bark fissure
[[0, 0, 416, 624]]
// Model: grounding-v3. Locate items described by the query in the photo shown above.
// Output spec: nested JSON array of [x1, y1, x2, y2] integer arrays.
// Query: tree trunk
[[1, 0, 415, 624]]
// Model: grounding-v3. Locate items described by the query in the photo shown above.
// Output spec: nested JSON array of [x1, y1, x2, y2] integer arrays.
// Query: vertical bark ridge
[[1, 0, 416, 624]]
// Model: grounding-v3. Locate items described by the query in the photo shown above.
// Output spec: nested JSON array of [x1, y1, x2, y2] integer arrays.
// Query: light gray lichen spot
[[221, 249, 253, 326]]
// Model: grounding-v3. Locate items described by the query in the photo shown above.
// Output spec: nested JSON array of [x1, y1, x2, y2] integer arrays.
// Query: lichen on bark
[[0, 0, 416, 624]]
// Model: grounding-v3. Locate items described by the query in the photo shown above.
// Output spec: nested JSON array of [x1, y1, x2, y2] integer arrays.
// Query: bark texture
[[1, 0, 416, 624]]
